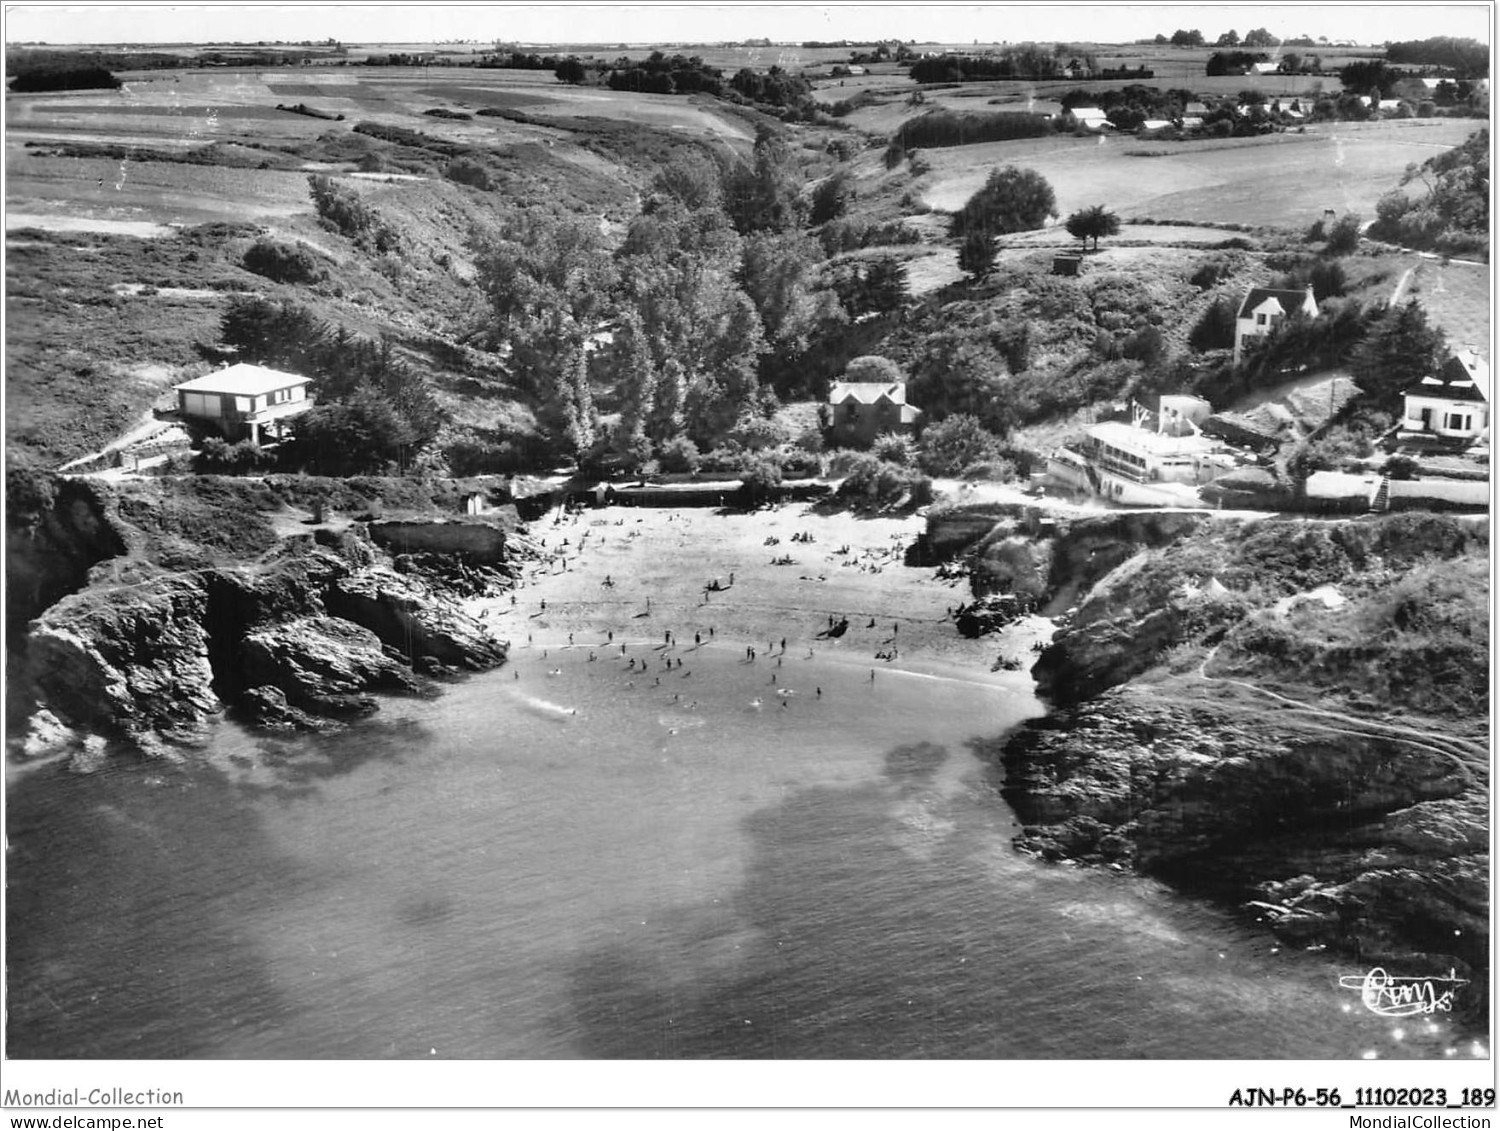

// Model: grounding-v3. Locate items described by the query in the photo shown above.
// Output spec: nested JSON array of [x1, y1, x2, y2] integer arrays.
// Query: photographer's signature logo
[[1338, 968, 1469, 1016]]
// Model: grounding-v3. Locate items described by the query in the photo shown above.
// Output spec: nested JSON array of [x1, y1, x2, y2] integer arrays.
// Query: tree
[[810, 170, 853, 225], [1349, 300, 1446, 404], [905, 330, 1013, 432], [737, 231, 847, 398], [1064, 204, 1121, 252], [289, 395, 419, 475], [861, 257, 909, 315], [951, 166, 1058, 239], [917, 413, 1004, 476], [1170, 29, 1205, 47], [1188, 297, 1237, 351], [1324, 212, 1362, 255], [1215, 29, 1240, 46], [723, 127, 807, 235], [844, 356, 904, 385], [554, 56, 586, 84], [957, 231, 997, 282], [1242, 27, 1278, 48]]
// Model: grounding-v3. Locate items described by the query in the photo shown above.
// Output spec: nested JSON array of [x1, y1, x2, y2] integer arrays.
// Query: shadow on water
[[882, 740, 948, 784], [560, 738, 1151, 1060], [559, 731, 1450, 1061], [5, 758, 302, 1057], [7, 714, 435, 1057], [233, 716, 435, 801]]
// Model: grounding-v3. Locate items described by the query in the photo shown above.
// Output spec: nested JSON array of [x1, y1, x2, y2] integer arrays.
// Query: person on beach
[[870, 669, 876, 682], [816, 687, 821, 697], [695, 632, 701, 645]]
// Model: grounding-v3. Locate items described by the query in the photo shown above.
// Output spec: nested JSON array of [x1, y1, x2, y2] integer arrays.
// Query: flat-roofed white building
[[174, 363, 314, 443], [1047, 413, 1234, 507]]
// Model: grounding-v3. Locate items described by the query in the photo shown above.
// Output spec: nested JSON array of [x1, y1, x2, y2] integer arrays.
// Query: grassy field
[[3, 43, 1486, 475], [912, 119, 1481, 229]]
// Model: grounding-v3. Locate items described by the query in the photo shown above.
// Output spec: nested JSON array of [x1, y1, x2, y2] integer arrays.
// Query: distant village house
[[1063, 106, 1113, 131], [1233, 284, 1319, 365], [173, 362, 313, 443]]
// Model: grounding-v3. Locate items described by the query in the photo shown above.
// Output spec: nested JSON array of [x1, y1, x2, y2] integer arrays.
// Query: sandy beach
[[469, 500, 1053, 689]]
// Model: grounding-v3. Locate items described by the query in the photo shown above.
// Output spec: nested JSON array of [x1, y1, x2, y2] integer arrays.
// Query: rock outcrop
[[16, 538, 507, 758], [1001, 685, 1487, 994], [242, 615, 421, 717], [24, 575, 221, 756], [995, 509, 1490, 1006], [326, 568, 509, 670]]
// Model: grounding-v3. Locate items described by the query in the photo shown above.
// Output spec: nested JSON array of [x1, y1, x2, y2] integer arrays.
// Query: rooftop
[[1088, 420, 1218, 456], [1236, 286, 1315, 320], [175, 363, 313, 397], [1404, 351, 1490, 403], [829, 382, 907, 406]]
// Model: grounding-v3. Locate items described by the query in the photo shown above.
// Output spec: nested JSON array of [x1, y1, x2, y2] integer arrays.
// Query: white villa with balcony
[[174, 363, 313, 443]]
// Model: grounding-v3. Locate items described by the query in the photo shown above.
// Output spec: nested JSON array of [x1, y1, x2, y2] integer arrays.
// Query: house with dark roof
[[173, 362, 314, 443], [1233, 284, 1318, 364], [827, 381, 920, 447], [1400, 351, 1490, 440]]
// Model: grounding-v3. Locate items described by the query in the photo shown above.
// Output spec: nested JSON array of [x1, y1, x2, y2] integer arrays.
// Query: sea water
[[5, 638, 1479, 1059]]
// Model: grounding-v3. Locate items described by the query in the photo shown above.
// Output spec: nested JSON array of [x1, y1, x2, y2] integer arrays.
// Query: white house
[[174, 363, 314, 443], [1139, 118, 1175, 133], [1400, 352, 1489, 440], [1233, 284, 1319, 365], [1047, 414, 1233, 507], [1252, 61, 1280, 75], [1064, 106, 1112, 131]]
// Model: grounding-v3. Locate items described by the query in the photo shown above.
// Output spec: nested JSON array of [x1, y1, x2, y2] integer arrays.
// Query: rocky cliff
[[991, 510, 1489, 1007], [14, 531, 508, 762]]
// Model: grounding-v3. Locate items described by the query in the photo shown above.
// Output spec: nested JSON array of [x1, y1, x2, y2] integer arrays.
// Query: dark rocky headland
[[929, 502, 1489, 1015], [7, 471, 516, 762]]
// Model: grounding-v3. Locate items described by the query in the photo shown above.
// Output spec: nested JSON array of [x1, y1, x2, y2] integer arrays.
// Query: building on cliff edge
[[1046, 396, 1238, 506]]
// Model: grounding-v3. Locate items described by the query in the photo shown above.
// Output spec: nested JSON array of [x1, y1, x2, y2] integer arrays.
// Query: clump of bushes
[[445, 157, 494, 190], [193, 437, 277, 474], [836, 452, 934, 508], [242, 238, 326, 284], [307, 174, 399, 252]]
